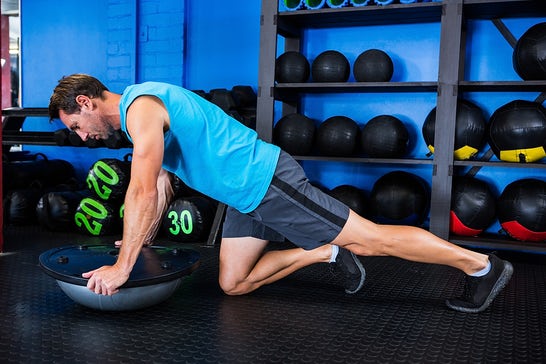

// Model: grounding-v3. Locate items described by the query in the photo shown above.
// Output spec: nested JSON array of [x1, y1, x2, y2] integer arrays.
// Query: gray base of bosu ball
[[39, 244, 200, 311]]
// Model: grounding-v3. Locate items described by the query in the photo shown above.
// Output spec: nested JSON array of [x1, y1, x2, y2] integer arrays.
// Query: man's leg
[[332, 210, 488, 272], [332, 210, 513, 313], [218, 237, 333, 295], [219, 202, 365, 295]]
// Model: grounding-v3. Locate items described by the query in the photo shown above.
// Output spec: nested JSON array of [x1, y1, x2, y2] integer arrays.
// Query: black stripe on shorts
[[271, 176, 347, 230]]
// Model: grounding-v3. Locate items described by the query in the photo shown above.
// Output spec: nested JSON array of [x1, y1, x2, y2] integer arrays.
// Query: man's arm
[[82, 96, 168, 295]]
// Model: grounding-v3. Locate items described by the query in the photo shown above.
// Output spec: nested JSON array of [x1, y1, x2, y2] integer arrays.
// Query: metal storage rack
[[256, 0, 546, 253]]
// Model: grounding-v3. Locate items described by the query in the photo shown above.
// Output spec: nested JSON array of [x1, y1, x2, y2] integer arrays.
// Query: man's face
[[58, 96, 114, 141]]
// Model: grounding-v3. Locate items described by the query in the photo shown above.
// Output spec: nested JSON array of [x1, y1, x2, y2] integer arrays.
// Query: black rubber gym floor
[[1, 225, 545, 363]]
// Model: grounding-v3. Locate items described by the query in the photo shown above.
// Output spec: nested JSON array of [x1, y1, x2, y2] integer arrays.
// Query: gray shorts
[[222, 151, 350, 250]]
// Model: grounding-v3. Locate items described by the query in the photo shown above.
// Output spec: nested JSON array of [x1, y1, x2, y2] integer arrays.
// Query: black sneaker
[[446, 254, 513, 313], [330, 247, 366, 294]]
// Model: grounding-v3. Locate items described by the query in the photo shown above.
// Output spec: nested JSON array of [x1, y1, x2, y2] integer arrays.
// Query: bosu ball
[[39, 245, 200, 311]]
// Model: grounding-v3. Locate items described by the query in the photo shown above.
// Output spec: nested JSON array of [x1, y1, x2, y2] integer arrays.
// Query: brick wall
[[106, 0, 137, 93], [105, 0, 184, 91], [137, 0, 185, 85]]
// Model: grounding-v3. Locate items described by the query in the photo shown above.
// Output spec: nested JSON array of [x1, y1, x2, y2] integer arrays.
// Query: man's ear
[[75, 95, 92, 110]]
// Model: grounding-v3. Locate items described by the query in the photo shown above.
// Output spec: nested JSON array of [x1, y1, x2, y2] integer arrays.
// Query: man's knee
[[218, 272, 247, 296]]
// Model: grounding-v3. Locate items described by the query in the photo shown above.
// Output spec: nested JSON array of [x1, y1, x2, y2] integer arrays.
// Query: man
[[49, 74, 513, 313]]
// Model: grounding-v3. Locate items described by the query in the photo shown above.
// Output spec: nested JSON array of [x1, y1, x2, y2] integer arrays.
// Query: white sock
[[470, 260, 491, 277], [330, 245, 339, 263]]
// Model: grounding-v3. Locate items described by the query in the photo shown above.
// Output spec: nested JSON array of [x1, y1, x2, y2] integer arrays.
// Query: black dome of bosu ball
[[329, 184, 369, 218], [361, 115, 409, 158], [422, 99, 486, 161], [273, 113, 316, 155], [311, 50, 350, 82], [315, 116, 360, 157], [369, 171, 430, 226], [450, 176, 496, 237], [39, 245, 200, 311], [513, 22, 546, 80], [488, 100, 546, 163], [353, 49, 394, 82], [497, 178, 546, 242], [275, 51, 310, 83]]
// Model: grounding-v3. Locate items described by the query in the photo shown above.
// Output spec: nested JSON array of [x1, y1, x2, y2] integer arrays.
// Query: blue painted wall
[[184, 1, 261, 90], [137, 0, 185, 85], [20, 0, 119, 180], [19, 0, 183, 179]]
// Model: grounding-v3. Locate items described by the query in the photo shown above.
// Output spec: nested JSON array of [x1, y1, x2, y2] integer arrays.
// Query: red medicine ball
[[497, 178, 546, 242], [450, 176, 496, 236]]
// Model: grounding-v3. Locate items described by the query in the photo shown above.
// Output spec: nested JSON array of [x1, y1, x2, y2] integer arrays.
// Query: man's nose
[[75, 130, 89, 141]]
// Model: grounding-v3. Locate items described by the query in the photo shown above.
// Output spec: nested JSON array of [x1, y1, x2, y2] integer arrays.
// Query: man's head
[[48, 74, 108, 120], [49, 74, 115, 141]]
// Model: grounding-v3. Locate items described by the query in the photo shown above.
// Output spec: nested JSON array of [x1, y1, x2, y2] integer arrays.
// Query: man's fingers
[[82, 271, 94, 279], [85, 274, 96, 292]]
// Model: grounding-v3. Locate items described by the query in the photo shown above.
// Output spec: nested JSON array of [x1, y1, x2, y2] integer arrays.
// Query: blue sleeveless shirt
[[119, 82, 280, 213]]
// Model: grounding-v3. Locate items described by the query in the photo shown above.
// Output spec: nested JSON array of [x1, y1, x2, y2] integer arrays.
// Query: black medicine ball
[[162, 197, 216, 242], [450, 176, 496, 236], [497, 178, 546, 242], [85, 158, 131, 202], [488, 100, 546, 163], [370, 171, 429, 226], [513, 22, 546, 80], [275, 51, 310, 83], [361, 115, 409, 158], [353, 49, 394, 82], [74, 197, 121, 236], [274, 113, 316, 155], [315, 116, 360, 157], [36, 190, 91, 232], [311, 50, 350, 82], [422, 99, 486, 160], [329, 184, 369, 218], [4, 189, 42, 225]]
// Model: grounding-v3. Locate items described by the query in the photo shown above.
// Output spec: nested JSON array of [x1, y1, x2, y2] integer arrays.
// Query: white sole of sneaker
[[345, 252, 366, 294]]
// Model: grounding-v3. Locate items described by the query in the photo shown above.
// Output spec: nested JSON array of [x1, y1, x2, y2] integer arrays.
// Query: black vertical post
[[256, 0, 279, 143], [429, 0, 464, 239]]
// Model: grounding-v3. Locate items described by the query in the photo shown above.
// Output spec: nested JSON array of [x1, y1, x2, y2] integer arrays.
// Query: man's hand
[[82, 265, 130, 296], [114, 239, 154, 247]]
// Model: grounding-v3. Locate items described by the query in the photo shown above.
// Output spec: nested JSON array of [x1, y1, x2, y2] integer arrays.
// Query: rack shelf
[[294, 155, 434, 166], [452, 234, 546, 253], [275, 81, 438, 92], [2, 131, 58, 146], [455, 159, 546, 169], [459, 80, 546, 92], [277, 2, 443, 36], [463, 0, 546, 19]]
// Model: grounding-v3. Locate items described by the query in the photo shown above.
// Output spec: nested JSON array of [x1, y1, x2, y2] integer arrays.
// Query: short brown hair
[[48, 74, 109, 121]]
